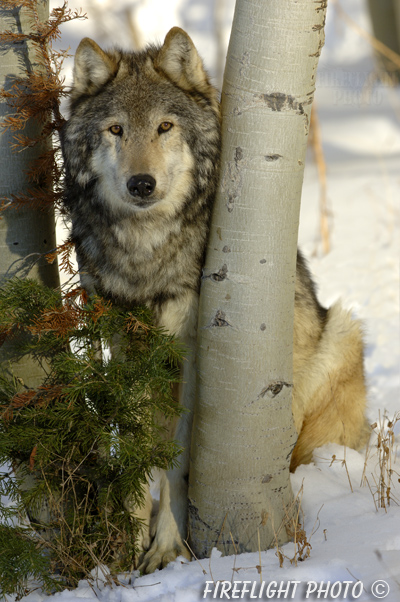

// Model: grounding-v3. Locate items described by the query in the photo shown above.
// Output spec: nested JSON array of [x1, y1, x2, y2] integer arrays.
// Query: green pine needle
[[0, 278, 184, 592]]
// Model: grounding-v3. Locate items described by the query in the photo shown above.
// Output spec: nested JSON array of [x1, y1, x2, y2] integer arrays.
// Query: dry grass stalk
[[329, 450, 354, 493], [24, 449, 130, 587], [183, 539, 208, 576], [332, 0, 400, 72], [273, 484, 319, 567], [257, 528, 262, 583], [309, 105, 330, 255], [361, 410, 400, 511]]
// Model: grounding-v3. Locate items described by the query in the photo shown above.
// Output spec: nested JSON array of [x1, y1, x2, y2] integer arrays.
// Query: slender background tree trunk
[[367, 0, 400, 83], [0, 1, 59, 528], [0, 1, 59, 384], [188, 0, 327, 558]]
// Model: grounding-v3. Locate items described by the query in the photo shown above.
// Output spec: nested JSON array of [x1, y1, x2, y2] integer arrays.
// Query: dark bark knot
[[257, 92, 312, 116], [212, 264, 228, 282], [209, 310, 231, 328], [235, 146, 243, 164], [202, 264, 228, 282], [315, 0, 328, 13], [222, 148, 244, 213], [258, 381, 292, 399]]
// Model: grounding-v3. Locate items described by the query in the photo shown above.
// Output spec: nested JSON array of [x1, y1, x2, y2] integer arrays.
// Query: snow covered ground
[[17, 0, 400, 600]]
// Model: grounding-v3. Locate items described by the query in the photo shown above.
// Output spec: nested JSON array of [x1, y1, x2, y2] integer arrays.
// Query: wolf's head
[[72, 28, 220, 115], [62, 28, 221, 219]]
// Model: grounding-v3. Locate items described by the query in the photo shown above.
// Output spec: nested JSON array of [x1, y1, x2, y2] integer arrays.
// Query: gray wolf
[[61, 27, 369, 573]]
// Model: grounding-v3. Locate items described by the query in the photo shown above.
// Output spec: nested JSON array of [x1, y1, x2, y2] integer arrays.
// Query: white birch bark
[[188, 0, 327, 557], [0, 2, 59, 387], [0, 1, 59, 529]]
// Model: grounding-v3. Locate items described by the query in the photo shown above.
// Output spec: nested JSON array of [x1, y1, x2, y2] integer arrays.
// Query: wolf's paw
[[134, 531, 152, 568], [138, 537, 191, 574]]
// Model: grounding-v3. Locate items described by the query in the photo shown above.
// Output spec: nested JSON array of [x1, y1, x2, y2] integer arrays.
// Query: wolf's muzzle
[[127, 174, 156, 199]]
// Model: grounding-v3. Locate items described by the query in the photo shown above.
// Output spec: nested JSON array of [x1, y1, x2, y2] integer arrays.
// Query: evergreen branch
[[0, 1, 183, 592]]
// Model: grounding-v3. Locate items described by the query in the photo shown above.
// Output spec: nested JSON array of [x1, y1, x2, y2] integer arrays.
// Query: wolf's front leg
[[139, 341, 195, 573], [124, 481, 153, 565], [139, 419, 192, 572]]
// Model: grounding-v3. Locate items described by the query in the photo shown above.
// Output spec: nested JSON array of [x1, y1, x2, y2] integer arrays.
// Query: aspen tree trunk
[[0, 1, 59, 528], [188, 0, 327, 558], [367, 0, 400, 82], [0, 1, 59, 382]]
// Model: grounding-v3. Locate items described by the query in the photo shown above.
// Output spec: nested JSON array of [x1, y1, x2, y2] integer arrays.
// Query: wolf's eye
[[158, 122, 173, 134], [109, 125, 123, 136]]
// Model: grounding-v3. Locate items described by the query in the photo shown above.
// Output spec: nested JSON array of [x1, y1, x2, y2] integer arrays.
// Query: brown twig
[[309, 105, 330, 255], [332, 0, 400, 70]]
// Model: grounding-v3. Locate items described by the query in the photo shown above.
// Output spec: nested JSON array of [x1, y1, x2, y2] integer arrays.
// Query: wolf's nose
[[127, 174, 156, 198]]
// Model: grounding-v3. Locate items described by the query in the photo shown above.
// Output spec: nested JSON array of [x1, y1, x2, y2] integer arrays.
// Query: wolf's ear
[[72, 38, 118, 97], [156, 27, 219, 112]]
